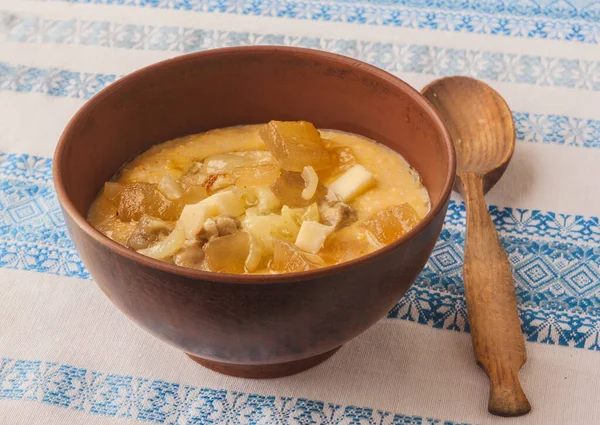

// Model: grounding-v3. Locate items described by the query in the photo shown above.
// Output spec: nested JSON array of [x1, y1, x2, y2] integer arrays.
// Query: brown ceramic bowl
[[53, 46, 455, 378]]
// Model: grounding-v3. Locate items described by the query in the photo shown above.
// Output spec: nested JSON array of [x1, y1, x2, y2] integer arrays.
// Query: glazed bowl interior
[[55, 47, 454, 281]]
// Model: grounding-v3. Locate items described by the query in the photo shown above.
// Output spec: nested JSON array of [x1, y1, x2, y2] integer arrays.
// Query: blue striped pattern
[[36, 0, 600, 44], [3, 12, 600, 150], [0, 63, 117, 99], [39, 0, 600, 20], [514, 111, 600, 148], [0, 357, 471, 425], [0, 152, 598, 350], [2, 13, 600, 92]]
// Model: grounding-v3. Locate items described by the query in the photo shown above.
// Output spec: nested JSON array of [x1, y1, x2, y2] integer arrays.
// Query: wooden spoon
[[422, 76, 531, 417]]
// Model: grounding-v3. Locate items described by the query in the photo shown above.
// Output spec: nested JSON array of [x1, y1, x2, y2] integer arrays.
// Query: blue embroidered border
[[513, 111, 600, 148], [2, 14, 600, 93], [0, 357, 471, 425], [0, 152, 598, 350], [3, 12, 600, 148], [35, 0, 600, 44]]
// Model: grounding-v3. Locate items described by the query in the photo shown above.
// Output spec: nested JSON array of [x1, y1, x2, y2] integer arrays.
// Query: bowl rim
[[53, 46, 456, 284]]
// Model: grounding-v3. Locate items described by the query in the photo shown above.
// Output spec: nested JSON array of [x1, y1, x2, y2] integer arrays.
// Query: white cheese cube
[[328, 164, 374, 202], [178, 190, 245, 238], [295, 221, 334, 254], [212, 190, 246, 217]]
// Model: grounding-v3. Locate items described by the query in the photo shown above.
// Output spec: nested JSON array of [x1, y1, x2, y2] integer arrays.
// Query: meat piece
[[126, 215, 175, 250], [173, 240, 206, 270], [318, 200, 358, 229], [173, 215, 243, 270], [198, 216, 241, 241]]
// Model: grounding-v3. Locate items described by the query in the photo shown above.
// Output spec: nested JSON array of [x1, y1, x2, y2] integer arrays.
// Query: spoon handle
[[458, 172, 531, 417]]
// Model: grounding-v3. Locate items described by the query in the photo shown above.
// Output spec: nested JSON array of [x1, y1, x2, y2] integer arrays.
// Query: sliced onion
[[137, 224, 186, 259], [240, 188, 259, 207], [301, 166, 319, 200], [245, 233, 263, 272], [203, 154, 252, 174]]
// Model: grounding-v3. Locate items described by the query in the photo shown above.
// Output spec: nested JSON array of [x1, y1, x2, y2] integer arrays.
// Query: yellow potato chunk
[[320, 226, 375, 264], [157, 175, 183, 200], [318, 146, 356, 183], [259, 121, 333, 171], [179, 184, 208, 205], [94, 217, 138, 246], [233, 164, 280, 188], [88, 195, 137, 245], [205, 232, 251, 273], [270, 171, 326, 208], [270, 239, 325, 273], [361, 203, 420, 244], [103, 182, 123, 203], [117, 183, 181, 222]]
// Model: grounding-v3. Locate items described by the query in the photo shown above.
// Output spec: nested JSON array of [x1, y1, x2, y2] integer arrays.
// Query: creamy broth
[[88, 123, 430, 274]]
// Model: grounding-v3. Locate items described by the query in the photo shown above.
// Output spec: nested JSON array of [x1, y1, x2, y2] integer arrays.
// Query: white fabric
[[0, 0, 599, 423]]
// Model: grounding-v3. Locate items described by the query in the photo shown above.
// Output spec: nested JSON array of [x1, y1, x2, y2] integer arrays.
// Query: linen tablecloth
[[1, 0, 599, 423]]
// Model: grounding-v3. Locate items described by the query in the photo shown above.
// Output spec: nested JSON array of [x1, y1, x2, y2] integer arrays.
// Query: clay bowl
[[53, 46, 455, 379]]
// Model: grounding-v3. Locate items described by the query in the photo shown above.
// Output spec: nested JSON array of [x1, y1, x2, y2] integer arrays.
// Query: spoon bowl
[[423, 76, 515, 193]]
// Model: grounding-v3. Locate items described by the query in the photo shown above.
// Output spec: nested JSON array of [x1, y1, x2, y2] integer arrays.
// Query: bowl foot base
[[186, 346, 341, 379]]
